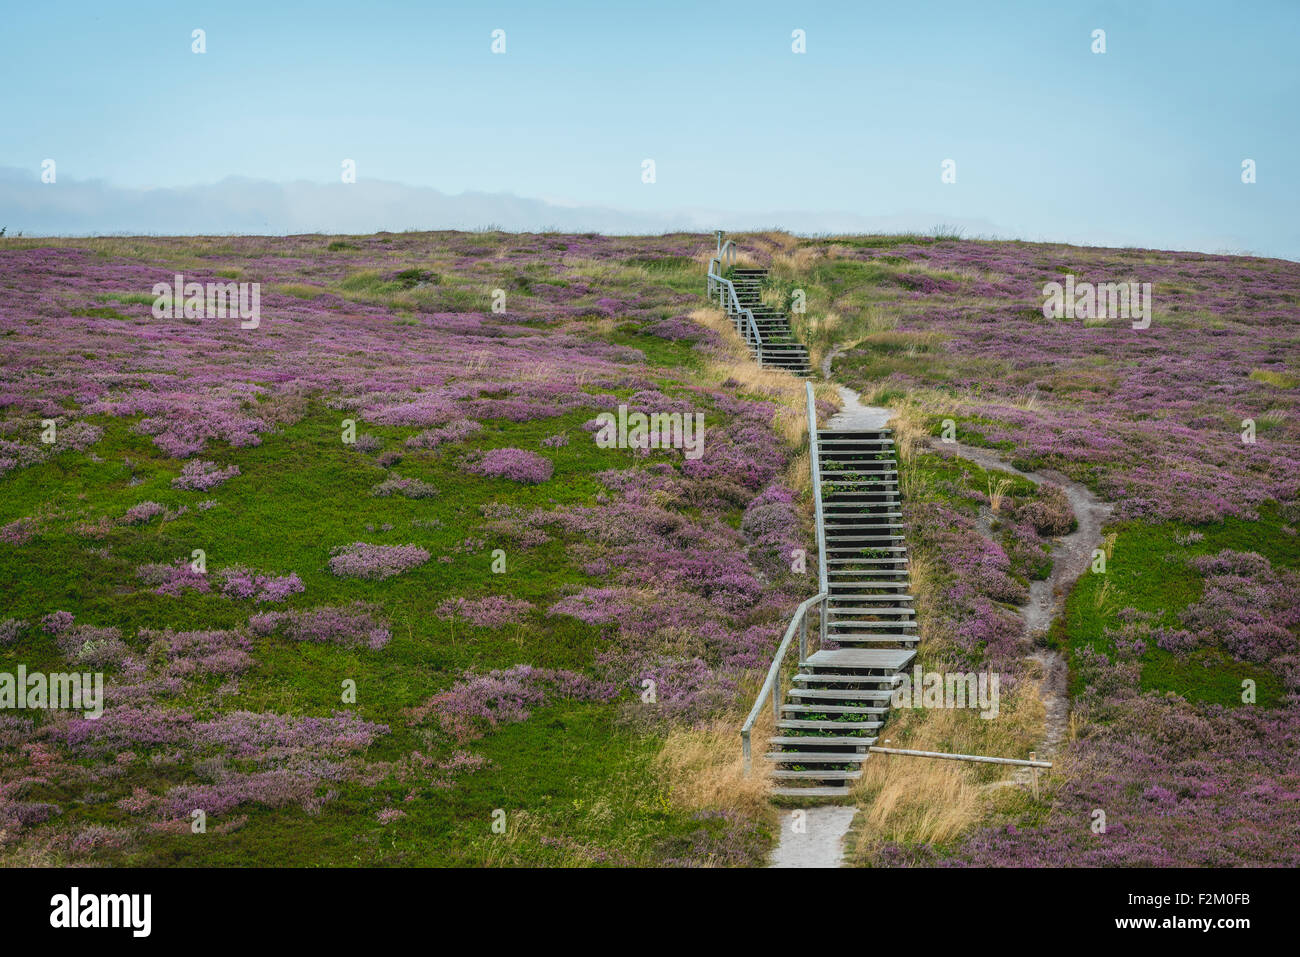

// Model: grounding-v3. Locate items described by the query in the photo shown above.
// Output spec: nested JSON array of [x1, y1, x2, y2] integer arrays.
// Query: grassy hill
[[1, 231, 1296, 866]]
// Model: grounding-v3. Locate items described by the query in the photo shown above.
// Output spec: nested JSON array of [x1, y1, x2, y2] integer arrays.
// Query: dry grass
[[751, 230, 800, 254], [1258, 407, 1288, 428], [786, 447, 812, 497], [988, 476, 1013, 513], [854, 753, 983, 848], [847, 681, 1044, 859], [884, 392, 933, 466], [693, 246, 760, 269], [771, 245, 823, 276], [654, 713, 777, 823], [803, 306, 904, 380], [906, 552, 940, 641]]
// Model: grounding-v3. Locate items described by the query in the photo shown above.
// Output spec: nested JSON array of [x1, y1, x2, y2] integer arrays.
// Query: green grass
[[1061, 506, 1294, 708], [0, 343, 768, 864], [69, 306, 131, 321], [110, 704, 752, 867]]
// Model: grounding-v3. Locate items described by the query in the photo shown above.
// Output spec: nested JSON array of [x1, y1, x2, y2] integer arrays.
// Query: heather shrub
[[41, 610, 75, 634], [249, 604, 391, 649], [56, 421, 104, 451], [171, 460, 240, 491], [740, 484, 800, 575], [369, 475, 439, 498], [468, 448, 553, 484], [410, 665, 617, 743], [121, 501, 166, 525], [1071, 645, 1141, 706], [164, 768, 325, 817], [636, 657, 732, 716], [1016, 482, 1075, 536], [190, 710, 387, 758], [136, 560, 211, 596], [327, 542, 430, 580], [216, 566, 305, 603], [58, 625, 130, 669], [0, 799, 61, 832], [1182, 549, 1300, 664], [644, 315, 711, 343], [1154, 626, 1199, 656], [0, 618, 26, 645], [141, 628, 254, 677], [64, 705, 195, 754], [435, 596, 534, 627], [70, 825, 132, 855], [405, 418, 481, 449], [1, 517, 36, 544]]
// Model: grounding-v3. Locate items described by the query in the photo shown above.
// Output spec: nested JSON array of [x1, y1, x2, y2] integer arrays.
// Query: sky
[[2, 0, 1298, 258]]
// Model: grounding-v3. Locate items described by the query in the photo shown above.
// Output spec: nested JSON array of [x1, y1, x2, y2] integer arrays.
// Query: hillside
[[1, 231, 1296, 866]]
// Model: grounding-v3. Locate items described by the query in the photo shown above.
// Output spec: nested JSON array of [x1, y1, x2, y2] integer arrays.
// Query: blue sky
[[3, 0, 1297, 257]]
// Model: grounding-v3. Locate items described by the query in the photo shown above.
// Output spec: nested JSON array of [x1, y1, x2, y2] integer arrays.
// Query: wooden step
[[828, 621, 916, 629], [825, 636, 919, 645], [770, 769, 863, 781], [829, 606, 915, 616], [771, 785, 854, 798], [768, 736, 877, 747], [777, 719, 883, 731], [793, 673, 901, 684], [804, 648, 916, 670], [764, 751, 870, 763], [789, 688, 895, 701], [781, 704, 888, 716]]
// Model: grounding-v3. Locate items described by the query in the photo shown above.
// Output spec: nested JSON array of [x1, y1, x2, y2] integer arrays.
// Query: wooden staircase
[[727, 267, 812, 376], [767, 426, 918, 798]]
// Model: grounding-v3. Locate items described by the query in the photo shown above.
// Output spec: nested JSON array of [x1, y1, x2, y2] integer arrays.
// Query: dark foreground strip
[[0, 866, 1284, 944]]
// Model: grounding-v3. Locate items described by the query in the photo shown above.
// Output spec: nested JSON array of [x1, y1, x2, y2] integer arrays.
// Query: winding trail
[[771, 350, 1110, 864], [926, 440, 1112, 756]]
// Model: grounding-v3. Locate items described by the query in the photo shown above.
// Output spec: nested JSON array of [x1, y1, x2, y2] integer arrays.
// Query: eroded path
[[927, 440, 1113, 754]]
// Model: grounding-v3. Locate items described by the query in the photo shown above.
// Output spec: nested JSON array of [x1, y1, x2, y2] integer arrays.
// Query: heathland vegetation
[[1, 231, 1295, 865]]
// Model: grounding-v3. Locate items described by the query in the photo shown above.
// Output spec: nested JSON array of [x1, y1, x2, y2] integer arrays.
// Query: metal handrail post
[[807, 381, 829, 644], [738, 593, 826, 772]]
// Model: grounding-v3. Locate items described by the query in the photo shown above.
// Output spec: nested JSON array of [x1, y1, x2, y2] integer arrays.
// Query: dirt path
[[926, 440, 1113, 755], [769, 806, 860, 868]]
